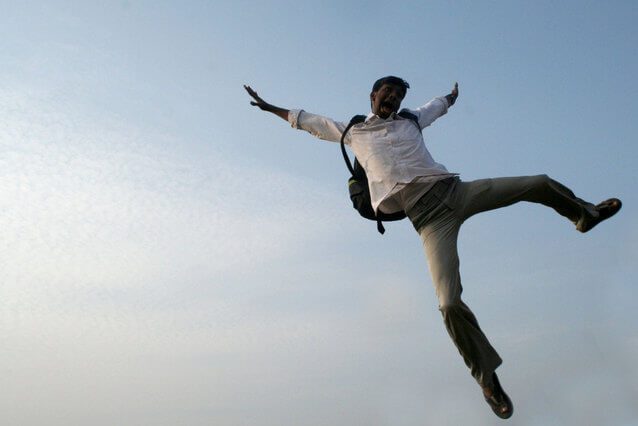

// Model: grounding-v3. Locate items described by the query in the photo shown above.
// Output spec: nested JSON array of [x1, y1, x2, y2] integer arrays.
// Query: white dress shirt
[[288, 97, 457, 214]]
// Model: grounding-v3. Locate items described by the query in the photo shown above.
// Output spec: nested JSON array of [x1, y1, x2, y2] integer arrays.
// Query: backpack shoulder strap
[[340, 115, 366, 175], [376, 219, 385, 234], [398, 109, 420, 130]]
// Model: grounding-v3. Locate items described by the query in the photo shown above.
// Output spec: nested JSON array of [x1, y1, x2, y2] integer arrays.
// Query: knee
[[434, 278, 463, 313], [526, 174, 553, 194], [532, 174, 551, 186], [438, 299, 462, 313]]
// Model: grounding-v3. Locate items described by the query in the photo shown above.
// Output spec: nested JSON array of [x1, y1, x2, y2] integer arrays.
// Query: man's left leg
[[450, 174, 620, 230], [438, 173, 620, 417]]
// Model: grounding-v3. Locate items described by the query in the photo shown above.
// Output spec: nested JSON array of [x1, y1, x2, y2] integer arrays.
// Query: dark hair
[[371, 76, 410, 96]]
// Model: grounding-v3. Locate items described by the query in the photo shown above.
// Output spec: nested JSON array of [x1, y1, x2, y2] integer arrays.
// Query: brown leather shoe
[[577, 198, 622, 233], [483, 373, 513, 419]]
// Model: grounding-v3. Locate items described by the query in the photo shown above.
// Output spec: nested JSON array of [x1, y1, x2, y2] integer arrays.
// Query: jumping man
[[244, 77, 621, 419]]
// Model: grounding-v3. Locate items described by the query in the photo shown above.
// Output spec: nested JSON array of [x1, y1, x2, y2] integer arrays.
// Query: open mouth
[[381, 102, 395, 113]]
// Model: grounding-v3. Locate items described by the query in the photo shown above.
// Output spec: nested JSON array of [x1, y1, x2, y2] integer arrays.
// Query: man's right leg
[[408, 179, 513, 417], [418, 214, 503, 389]]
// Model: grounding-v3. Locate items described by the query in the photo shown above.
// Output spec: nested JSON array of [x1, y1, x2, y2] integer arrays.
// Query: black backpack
[[339, 110, 420, 234]]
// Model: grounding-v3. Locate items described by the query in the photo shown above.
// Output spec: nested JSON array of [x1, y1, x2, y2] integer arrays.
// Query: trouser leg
[[408, 174, 593, 388], [418, 212, 502, 388], [455, 174, 596, 224]]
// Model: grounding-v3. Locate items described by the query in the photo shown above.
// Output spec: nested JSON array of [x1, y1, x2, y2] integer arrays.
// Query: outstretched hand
[[244, 85, 271, 111], [244, 84, 290, 121], [446, 82, 459, 106]]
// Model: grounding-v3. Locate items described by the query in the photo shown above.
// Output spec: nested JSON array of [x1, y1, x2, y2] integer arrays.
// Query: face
[[370, 83, 405, 119]]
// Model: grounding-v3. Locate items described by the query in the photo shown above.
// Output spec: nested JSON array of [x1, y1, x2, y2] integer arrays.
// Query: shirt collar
[[365, 111, 403, 123]]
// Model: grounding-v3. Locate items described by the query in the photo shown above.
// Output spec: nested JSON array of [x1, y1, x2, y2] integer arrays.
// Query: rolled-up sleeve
[[413, 97, 449, 130], [288, 109, 347, 143], [288, 109, 304, 129]]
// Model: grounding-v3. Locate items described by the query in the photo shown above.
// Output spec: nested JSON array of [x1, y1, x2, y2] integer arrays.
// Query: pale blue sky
[[1, 1, 636, 425]]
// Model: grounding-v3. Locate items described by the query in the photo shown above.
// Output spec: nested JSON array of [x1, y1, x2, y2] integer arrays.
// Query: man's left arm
[[413, 82, 459, 130], [445, 82, 459, 108]]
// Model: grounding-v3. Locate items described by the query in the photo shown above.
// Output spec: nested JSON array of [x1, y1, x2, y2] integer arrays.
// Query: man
[[244, 77, 621, 419]]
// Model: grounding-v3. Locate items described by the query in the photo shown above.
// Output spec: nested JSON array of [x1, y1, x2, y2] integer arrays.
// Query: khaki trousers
[[406, 175, 596, 387]]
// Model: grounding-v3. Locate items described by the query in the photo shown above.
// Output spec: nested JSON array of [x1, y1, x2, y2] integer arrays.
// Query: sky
[[1, 1, 637, 425]]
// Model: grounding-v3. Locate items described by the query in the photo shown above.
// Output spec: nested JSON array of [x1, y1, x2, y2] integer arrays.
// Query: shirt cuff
[[436, 96, 450, 113], [288, 109, 304, 129]]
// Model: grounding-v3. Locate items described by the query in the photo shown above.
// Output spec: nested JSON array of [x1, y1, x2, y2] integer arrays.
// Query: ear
[[369, 91, 376, 110]]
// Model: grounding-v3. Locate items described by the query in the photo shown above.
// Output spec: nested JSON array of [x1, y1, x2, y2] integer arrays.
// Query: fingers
[[244, 84, 256, 98], [244, 84, 263, 102], [244, 84, 255, 96], [245, 85, 268, 110], [450, 82, 459, 99]]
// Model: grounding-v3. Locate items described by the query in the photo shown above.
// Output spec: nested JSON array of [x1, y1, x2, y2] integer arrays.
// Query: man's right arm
[[244, 85, 347, 143], [244, 85, 290, 121]]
